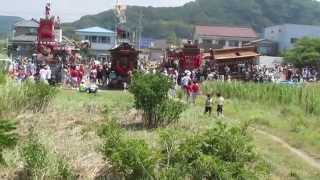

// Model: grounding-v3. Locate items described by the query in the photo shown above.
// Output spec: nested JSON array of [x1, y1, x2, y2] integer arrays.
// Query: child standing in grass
[[216, 93, 224, 117], [204, 94, 213, 115]]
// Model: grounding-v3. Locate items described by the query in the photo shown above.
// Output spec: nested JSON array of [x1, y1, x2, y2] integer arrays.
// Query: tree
[[63, 0, 320, 38], [284, 37, 320, 68], [129, 72, 185, 128]]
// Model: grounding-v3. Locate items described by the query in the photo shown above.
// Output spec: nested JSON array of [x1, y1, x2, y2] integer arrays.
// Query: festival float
[[163, 41, 260, 80], [36, 1, 76, 82], [108, 1, 140, 89], [164, 41, 203, 73]]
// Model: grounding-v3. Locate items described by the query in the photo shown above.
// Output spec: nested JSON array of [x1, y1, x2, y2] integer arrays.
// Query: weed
[[21, 134, 48, 178]]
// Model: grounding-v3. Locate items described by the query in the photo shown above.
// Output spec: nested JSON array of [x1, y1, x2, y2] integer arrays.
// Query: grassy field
[[174, 95, 320, 179], [201, 82, 320, 158], [1, 88, 320, 179]]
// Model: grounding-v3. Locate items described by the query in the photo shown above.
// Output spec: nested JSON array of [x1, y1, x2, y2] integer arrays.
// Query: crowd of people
[[8, 57, 37, 83], [6, 56, 320, 113]]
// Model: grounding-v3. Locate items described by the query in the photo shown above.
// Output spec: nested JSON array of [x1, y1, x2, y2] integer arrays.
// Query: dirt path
[[251, 128, 320, 170]]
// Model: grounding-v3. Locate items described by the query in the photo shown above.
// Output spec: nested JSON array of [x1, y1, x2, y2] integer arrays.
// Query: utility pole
[[138, 10, 143, 51]]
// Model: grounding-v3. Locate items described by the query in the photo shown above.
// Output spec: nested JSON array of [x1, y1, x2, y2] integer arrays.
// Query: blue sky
[[0, 0, 194, 22]]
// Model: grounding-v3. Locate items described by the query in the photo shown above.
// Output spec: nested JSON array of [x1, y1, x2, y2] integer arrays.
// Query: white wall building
[[264, 24, 320, 52], [75, 26, 116, 60]]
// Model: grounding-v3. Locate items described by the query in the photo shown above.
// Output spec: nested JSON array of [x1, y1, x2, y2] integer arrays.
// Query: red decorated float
[[108, 43, 139, 88], [164, 41, 260, 80], [164, 41, 203, 72], [107, 1, 140, 89], [36, 2, 76, 82]]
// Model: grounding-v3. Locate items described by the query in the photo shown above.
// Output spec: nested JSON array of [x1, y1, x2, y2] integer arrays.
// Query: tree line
[[63, 0, 320, 39]]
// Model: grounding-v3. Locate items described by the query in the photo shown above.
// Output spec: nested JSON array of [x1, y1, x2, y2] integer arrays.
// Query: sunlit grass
[[1, 85, 319, 179]]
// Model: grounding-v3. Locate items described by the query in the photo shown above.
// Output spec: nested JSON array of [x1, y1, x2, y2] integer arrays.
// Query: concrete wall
[[264, 24, 320, 52]]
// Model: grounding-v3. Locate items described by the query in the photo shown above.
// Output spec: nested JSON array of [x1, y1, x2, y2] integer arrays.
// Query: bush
[[98, 120, 124, 157], [99, 121, 268, 179], [99, 121, 157, 179], [56, 158, 76, 179], [0, 119, 18, 165], [20, 133, 76, 179], [159, 123, 269, 179], [156, 99, 186, 127], [21, 134, 48, 177], [110, 139, 157, 179], [129, 72, 185, 128]]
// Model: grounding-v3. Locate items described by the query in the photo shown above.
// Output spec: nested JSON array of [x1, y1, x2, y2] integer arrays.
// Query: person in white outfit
[[39, 65, 48, 84], [216, 93, 225, 117]]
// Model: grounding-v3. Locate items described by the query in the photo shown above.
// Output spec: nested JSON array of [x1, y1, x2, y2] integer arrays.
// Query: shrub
[[110, 139, 157, 179], [21, 134, 48, 177], [99, 121, 268, 179], [156, 99, 186, 127], [56, 158, 76, 179], [99, 121, 157, 179], [129, 72, 185, 128], [21, 134, 77, 179], [98, 120, 124, 157], [159, 123, 269, 179], [0, 119, 18, 165]]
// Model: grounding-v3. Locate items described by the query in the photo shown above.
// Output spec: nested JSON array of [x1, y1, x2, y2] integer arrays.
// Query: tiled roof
[[14, 19, 39, 28], [195, 25, 258, 38], [75, 26, 115, 34]]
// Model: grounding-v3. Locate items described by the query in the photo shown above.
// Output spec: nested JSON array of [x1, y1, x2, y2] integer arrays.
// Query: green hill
[[0, 15, 24, 39], [64, 0, 320, 39]]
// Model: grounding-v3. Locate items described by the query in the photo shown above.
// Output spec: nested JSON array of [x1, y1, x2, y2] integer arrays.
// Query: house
[[264, 24, 320, 52], [8, 19, 39, 58], [75, 26, 116, 61], [193, 25, 258, 50]]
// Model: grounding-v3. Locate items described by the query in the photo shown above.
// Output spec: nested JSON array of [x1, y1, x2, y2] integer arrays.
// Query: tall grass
[[0, 79, 58, 117], [0, 70, 58, 167], [202, 82, 320, 115], [20, 132, 76, 179]]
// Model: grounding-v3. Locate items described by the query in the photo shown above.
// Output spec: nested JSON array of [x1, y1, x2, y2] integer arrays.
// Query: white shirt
[[206, 98, 213, 107], [47, 69, 51, 80], [181, 76, 191, 86], [216, 97, 224, 106], [39, 68, 48, 81]]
